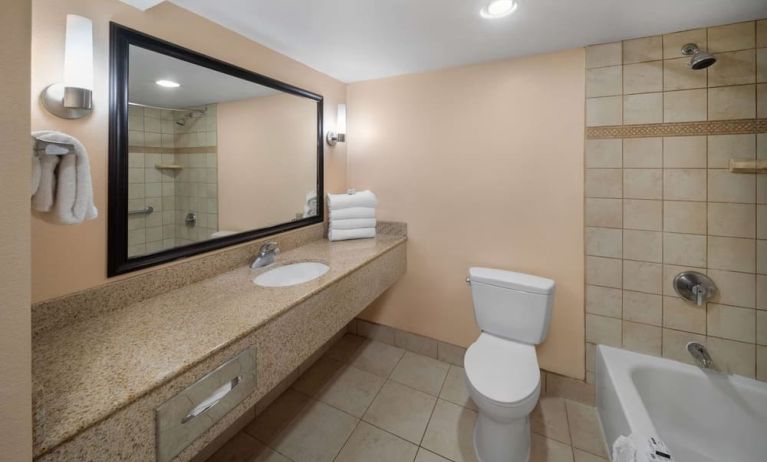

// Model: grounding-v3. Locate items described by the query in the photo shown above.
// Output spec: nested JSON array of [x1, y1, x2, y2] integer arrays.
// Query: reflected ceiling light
[[155, 79, 180, 88], [480, 0, 518, 19]]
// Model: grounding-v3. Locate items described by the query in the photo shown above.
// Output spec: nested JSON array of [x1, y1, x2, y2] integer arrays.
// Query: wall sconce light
[[41, 15, 94, 119], [326, 104, 347, 146]]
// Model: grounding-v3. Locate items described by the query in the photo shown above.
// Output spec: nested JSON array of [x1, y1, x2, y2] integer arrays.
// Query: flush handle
[[181, 376, 240, 424]]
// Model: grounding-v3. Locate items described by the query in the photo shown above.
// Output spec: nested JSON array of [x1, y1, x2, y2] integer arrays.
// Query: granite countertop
[[33, 235, 406, 455]]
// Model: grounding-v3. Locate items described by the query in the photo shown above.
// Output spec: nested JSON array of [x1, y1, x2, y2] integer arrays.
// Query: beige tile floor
[[208, 334, 608, 462]]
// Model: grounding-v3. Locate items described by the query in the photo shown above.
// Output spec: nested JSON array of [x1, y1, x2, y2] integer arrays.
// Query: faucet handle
[[259, 241, 279, 255]]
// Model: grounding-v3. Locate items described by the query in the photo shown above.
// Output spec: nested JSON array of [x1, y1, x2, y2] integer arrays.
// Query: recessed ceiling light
[[480, 0, 518, 19], [155, 79, 180, 88]]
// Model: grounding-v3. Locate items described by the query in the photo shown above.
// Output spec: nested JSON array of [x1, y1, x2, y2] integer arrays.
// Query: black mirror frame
[[108, 23, 324, 277]]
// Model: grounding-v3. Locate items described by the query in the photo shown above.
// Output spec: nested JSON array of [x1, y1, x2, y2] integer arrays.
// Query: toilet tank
[[469, 267, 555, 345]]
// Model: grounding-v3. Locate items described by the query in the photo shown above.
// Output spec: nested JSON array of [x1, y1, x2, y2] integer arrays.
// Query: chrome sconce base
[[41, 83, 93, 119], [326, 131, 345, 146]]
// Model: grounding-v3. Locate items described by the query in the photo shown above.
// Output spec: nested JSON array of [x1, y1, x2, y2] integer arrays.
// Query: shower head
[[681, 43, 716, 70]]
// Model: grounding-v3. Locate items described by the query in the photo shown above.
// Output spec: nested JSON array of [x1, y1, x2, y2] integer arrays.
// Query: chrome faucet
[[687, 342, 713, 369], [250, 242, 279, 269]]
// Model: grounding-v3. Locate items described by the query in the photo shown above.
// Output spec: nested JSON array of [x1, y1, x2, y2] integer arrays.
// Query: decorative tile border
[[586, 119, 767, 139], [128, 145, 217, 154]]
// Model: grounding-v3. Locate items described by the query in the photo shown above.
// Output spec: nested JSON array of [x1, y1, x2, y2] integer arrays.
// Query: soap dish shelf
[[729, 159, 767, 174]]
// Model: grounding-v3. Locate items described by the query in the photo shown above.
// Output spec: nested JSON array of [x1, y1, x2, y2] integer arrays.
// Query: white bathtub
[[596, 345, 767, 462]]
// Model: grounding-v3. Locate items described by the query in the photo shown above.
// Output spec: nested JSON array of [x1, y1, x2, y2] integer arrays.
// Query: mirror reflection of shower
[[175, 107, 208, 127]]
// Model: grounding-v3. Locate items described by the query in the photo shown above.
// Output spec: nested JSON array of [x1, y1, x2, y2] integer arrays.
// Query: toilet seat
[[465, 332, 540, 408]]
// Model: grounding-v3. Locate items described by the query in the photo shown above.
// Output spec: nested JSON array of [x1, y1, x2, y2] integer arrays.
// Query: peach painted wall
[[347, 49, 586, 379], [31, 0, 347, 302], [218, 93, 318, 232], [0, 0, 32, 459]]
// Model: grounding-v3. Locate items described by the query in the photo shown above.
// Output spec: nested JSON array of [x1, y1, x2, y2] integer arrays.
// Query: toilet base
[[473, 413, 531, 462]]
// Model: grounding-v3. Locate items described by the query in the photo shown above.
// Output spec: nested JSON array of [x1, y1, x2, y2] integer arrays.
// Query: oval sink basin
[[253, 262, 330, 287]]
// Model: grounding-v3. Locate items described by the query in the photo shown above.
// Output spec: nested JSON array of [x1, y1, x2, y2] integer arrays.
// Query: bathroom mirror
[[108, 24, 323, 276]]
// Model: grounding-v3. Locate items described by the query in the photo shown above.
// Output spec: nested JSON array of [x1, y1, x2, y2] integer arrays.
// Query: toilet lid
[[465, 333, 540, 406]]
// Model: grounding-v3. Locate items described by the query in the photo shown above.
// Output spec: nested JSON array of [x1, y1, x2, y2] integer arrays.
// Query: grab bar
[[128, 206, 154, 215]]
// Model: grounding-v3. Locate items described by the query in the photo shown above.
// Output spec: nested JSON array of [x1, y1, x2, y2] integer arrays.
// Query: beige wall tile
[[624, 229, 662, 263], [663, 136, 706, 168], [586, 227, 622, 258], [437, 342, 465, 366], [545, 373, 595, 405], [624, 36, 663, 63], [708, 236, 756, 272], [623, 290, 663, 326], [708, 304, 756, 343], [624, 137, 662, 168], [759, 205, 767, 239], [586, 139, 622, 168], [585, 314, 621, 346], [587, 96, 622, 126], [708, 85, 756, 120], [706, 336, 755, 377], [586, 198, 623, 228], [587, 66, 623, 97], [622, 321, 662, 355], [757, 49, 767, 83], [708, 134, 755, 168], [708, 50, 756, 86], [587, 256, 623, 288], [758, 20, 767, 48], [664, 201, 707, 234], [663, 89, 707, 122], [708, 21, 756, 53], [586, 42, 622, 69], [760, 176, 767, 204], [760, 133, 767, 160], [624, 169, 662, 199], [756, 275, 766, 309], [663, 57, 707, 91], [624, 93, 663, 124], [758, 311, 767, 345], [663, 296, 706, 333], [758, 345, 767, 381], [758, 83, 767, 118], [623, 61, 662, 94], [663, 232, 707, 267], [624, 199, 662, 231], [708, 202, 756, 238], [662, 328, 706, 365], [585, 343, 597, 372], [586, 284, 622, 317], [664, 169, 707, 201], [623, 260, 662, 294], [759, 240, 767, 275], [585, 169, 622, 198], [708, 269, 756, 309], [663, 29, 707, 59]]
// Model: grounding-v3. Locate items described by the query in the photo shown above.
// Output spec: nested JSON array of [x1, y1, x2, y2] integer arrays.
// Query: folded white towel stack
[[31, 131, 98, 225], [327, 190, 378, 241]]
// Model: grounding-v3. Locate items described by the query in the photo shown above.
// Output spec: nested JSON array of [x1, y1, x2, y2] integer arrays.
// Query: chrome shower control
[[673, 271, 716, 306]]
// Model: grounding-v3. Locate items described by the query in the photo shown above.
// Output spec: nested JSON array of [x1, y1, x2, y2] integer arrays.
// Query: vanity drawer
[[156, 346, 257, 462]]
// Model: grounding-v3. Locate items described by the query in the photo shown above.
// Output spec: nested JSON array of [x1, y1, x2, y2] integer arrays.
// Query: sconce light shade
[[326, 103, 347, 146], [41, 14, 94, 119]]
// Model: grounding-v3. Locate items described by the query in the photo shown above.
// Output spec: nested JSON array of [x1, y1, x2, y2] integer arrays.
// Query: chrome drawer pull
[[181, 376, 240, 424]]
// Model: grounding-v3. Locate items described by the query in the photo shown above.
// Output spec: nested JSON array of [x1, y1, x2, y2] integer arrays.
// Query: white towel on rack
[[328, 227, 376, 242], [31, 154, 42, 195], [327, 190, 378, 209], [31, 131, 98, 224], [329, 218, 377, 230], [329, 206, 376, 220]]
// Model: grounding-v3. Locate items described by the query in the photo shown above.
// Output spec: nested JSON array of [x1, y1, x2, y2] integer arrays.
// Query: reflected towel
[[31, 131, 98, 224], [31, 155, 59, 212], [327, 190, 378, 209], [329, 206, 376, 220], [329, 218, 377, 230], [328, 227, 376, 242]]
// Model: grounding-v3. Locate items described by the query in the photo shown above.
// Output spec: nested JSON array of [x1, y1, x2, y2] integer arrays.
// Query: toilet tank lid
[[469, 267, 555, 294]]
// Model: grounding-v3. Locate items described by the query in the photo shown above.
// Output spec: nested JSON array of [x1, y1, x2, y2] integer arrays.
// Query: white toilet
[[464, 267, 555, 462]]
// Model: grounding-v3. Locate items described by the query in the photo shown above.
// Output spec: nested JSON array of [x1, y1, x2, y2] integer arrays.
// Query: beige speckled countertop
[[33, 235, 406, 456]]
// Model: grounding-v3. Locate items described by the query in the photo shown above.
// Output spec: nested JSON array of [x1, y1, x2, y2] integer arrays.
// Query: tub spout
[[687, 342, 713, 369]]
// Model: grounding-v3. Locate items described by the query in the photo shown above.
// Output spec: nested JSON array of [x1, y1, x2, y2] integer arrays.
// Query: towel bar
[[128, 206, 154, 215]]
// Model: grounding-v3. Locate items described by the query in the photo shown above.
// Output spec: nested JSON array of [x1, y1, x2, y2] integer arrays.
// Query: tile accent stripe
[[586, 119, 767, 139]]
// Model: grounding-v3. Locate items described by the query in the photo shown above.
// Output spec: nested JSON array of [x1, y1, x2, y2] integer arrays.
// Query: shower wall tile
[[585, 18, 766, 382]]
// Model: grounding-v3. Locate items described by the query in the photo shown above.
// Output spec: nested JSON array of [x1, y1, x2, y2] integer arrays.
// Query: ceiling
[[129, 45, 278, 108], [162, 0, 767, 83]]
